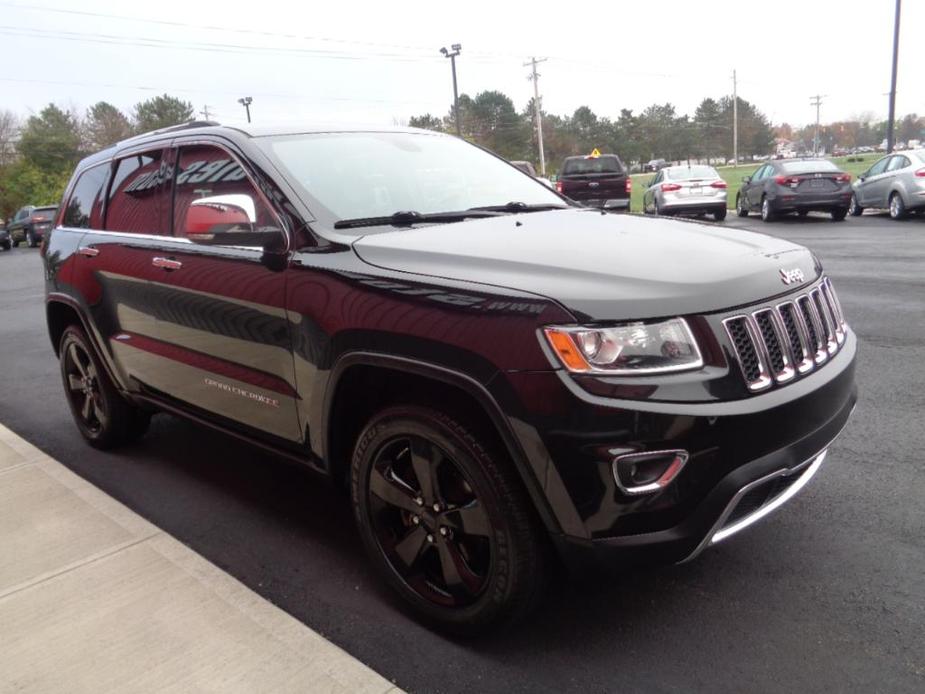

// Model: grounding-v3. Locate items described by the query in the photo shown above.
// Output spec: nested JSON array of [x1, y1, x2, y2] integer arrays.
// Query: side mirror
[[742, 176, 751, 183], [184, 194, 283, 249]]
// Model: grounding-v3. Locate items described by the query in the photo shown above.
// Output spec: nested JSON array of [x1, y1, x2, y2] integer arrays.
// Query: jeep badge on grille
[[779, 268, 805, 285]]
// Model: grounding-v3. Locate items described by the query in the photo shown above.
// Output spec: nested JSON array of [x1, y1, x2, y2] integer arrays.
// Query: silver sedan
[[642, 165, 728, 221], [850, 149, 925, 219]]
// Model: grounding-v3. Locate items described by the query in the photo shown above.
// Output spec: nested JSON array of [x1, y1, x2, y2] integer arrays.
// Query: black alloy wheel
[[59, 325, 149, 448], [62, 336, 108, 437], [352, 406, 546, 633]]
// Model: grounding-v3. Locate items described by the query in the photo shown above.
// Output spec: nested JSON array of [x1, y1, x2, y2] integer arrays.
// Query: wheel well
[[47, 301, 83, 355], [326, 365, 509, 488]]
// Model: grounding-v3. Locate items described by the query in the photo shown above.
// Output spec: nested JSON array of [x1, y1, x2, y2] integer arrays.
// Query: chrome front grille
[[723, 278, 847, 392]]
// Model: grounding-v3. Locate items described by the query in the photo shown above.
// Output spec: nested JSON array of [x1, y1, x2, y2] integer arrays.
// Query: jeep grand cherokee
[[43, 122, 856, 632]]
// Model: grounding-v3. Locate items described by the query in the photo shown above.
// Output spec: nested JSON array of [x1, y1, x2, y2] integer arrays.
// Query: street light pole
[[237, 96, 253, 124], [886, 0, 901, 154], [440, 44, 462, 137]]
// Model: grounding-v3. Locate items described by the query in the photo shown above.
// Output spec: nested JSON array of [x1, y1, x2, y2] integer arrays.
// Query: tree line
[[0, 95, 195, 219], [409, 92, 776, 172], [409, 92, 923, 173]]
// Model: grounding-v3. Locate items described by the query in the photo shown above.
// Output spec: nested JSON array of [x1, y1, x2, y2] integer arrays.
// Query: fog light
[[612, 449, 689, 496]]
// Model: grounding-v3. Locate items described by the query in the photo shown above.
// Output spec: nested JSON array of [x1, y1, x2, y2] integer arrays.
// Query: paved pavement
[[0, 211, 923, 693], [0, 423, 399, 694]]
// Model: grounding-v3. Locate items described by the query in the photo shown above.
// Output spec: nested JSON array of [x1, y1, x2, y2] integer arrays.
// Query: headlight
[[543, 318, 703, 374]]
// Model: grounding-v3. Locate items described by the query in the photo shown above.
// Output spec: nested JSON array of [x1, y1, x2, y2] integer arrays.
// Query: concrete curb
[[0, 422, 402, 694]]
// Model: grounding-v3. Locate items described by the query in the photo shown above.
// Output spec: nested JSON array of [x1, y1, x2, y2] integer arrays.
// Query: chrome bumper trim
[[681, 449, 827, 564]]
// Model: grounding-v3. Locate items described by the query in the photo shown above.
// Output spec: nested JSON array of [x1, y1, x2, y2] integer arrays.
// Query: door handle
[[77, 246, 99, 257], [152, 257, 182, 271]]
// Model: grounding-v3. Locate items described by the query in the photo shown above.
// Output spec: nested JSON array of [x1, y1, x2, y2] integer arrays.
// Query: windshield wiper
[[468, 201, 570, 213], [334, 209, 501, 230]]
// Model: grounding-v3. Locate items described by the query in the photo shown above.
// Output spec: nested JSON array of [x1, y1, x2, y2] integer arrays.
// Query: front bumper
[[500, 325, 857, 572], [550, 385, 854, 570]]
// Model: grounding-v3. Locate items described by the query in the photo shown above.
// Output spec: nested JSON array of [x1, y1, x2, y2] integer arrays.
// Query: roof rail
[[117, 120, 221, 147]]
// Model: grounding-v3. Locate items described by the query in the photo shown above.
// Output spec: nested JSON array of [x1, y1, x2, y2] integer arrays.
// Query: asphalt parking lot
[[1, 211, 923, 693]]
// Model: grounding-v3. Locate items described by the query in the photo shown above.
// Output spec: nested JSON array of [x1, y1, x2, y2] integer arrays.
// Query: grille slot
[[812, 288, 837, 354], [725, 317, 764, 384], [724, 278, 847, 391], [797, 295, 825, 361]]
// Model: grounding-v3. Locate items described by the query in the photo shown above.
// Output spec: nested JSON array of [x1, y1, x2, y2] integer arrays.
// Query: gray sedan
[[850, 149, 925, 219], [642, 165, 727, 221]]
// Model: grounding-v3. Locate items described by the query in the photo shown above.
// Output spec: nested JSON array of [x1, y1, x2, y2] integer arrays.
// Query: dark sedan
[[736, 159, 852, 222]]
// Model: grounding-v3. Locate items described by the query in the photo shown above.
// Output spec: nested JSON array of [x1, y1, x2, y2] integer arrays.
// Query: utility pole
[[524, 57, 548, 176], [440, 44, 462, 137], [199, 105, 214, 120], [810, 95, 824, 155], [237, 96, 253, 123], [886, 0, 901, 153], [732, 69, 738, 168]]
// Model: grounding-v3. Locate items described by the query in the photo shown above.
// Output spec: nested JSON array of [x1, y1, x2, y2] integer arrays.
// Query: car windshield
[[33, 207, 57, 218], [562, 156, 623, 175], [261, 132, 563, 228], [780, 160, 840, 174], [665, 166, 718, 180]]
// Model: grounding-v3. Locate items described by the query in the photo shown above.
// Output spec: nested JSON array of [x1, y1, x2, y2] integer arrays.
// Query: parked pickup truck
[[555, 153, 631, 212]]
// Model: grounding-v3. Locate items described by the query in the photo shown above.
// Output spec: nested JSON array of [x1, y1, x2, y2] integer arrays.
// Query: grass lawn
[[630, 154, 883, 211]]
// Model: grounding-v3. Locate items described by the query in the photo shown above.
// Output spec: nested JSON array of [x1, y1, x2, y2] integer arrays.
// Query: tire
[[0, 240, 10, 251], [831, 207, 848, 221], [848, 194, 863, 216], [760, 196, 775, 222], [736, 193, 749, 217], [59, 325, 150, 449], [26, 230, 37, 248], [12, 238, 20, 248], [351, 405, 547, 634], [653, 199, 662, 216], [713, 207, 727, 221], [889, 192, 907, 220]]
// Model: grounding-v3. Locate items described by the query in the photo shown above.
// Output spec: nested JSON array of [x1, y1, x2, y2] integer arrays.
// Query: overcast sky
[[2, 0, 922, 129]]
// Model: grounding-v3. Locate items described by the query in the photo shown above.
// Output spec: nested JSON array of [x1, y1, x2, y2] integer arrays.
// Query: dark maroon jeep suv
[[44, 122, 856, 632]]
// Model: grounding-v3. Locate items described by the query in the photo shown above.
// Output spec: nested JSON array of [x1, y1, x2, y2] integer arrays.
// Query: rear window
[[62, 164, 108, 229], [780, 160, 840, 174], [33, 207, 58, 217], [106, 150, 171, 235], [665, 166, 718, 180], [562, 156, 623, 175]]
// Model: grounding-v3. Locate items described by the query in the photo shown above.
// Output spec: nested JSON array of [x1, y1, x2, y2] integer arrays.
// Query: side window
[[752, 166, 767, 181], [887, 156, 909, 172], [173, 145, 279, 244], [106, 150, 172, 235], [867, 157, 890, 176], [63, 163, 110, 229]]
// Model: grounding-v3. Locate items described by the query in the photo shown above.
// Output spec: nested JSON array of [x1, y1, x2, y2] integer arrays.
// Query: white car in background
[[642, 164, 728, 221]]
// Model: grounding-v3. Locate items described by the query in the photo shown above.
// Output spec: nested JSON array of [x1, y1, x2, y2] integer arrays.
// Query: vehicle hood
[[351, 209, 819, 321]]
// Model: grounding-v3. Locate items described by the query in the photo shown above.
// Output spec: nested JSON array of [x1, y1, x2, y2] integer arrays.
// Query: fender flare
[[322, 351, 577, 536]]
